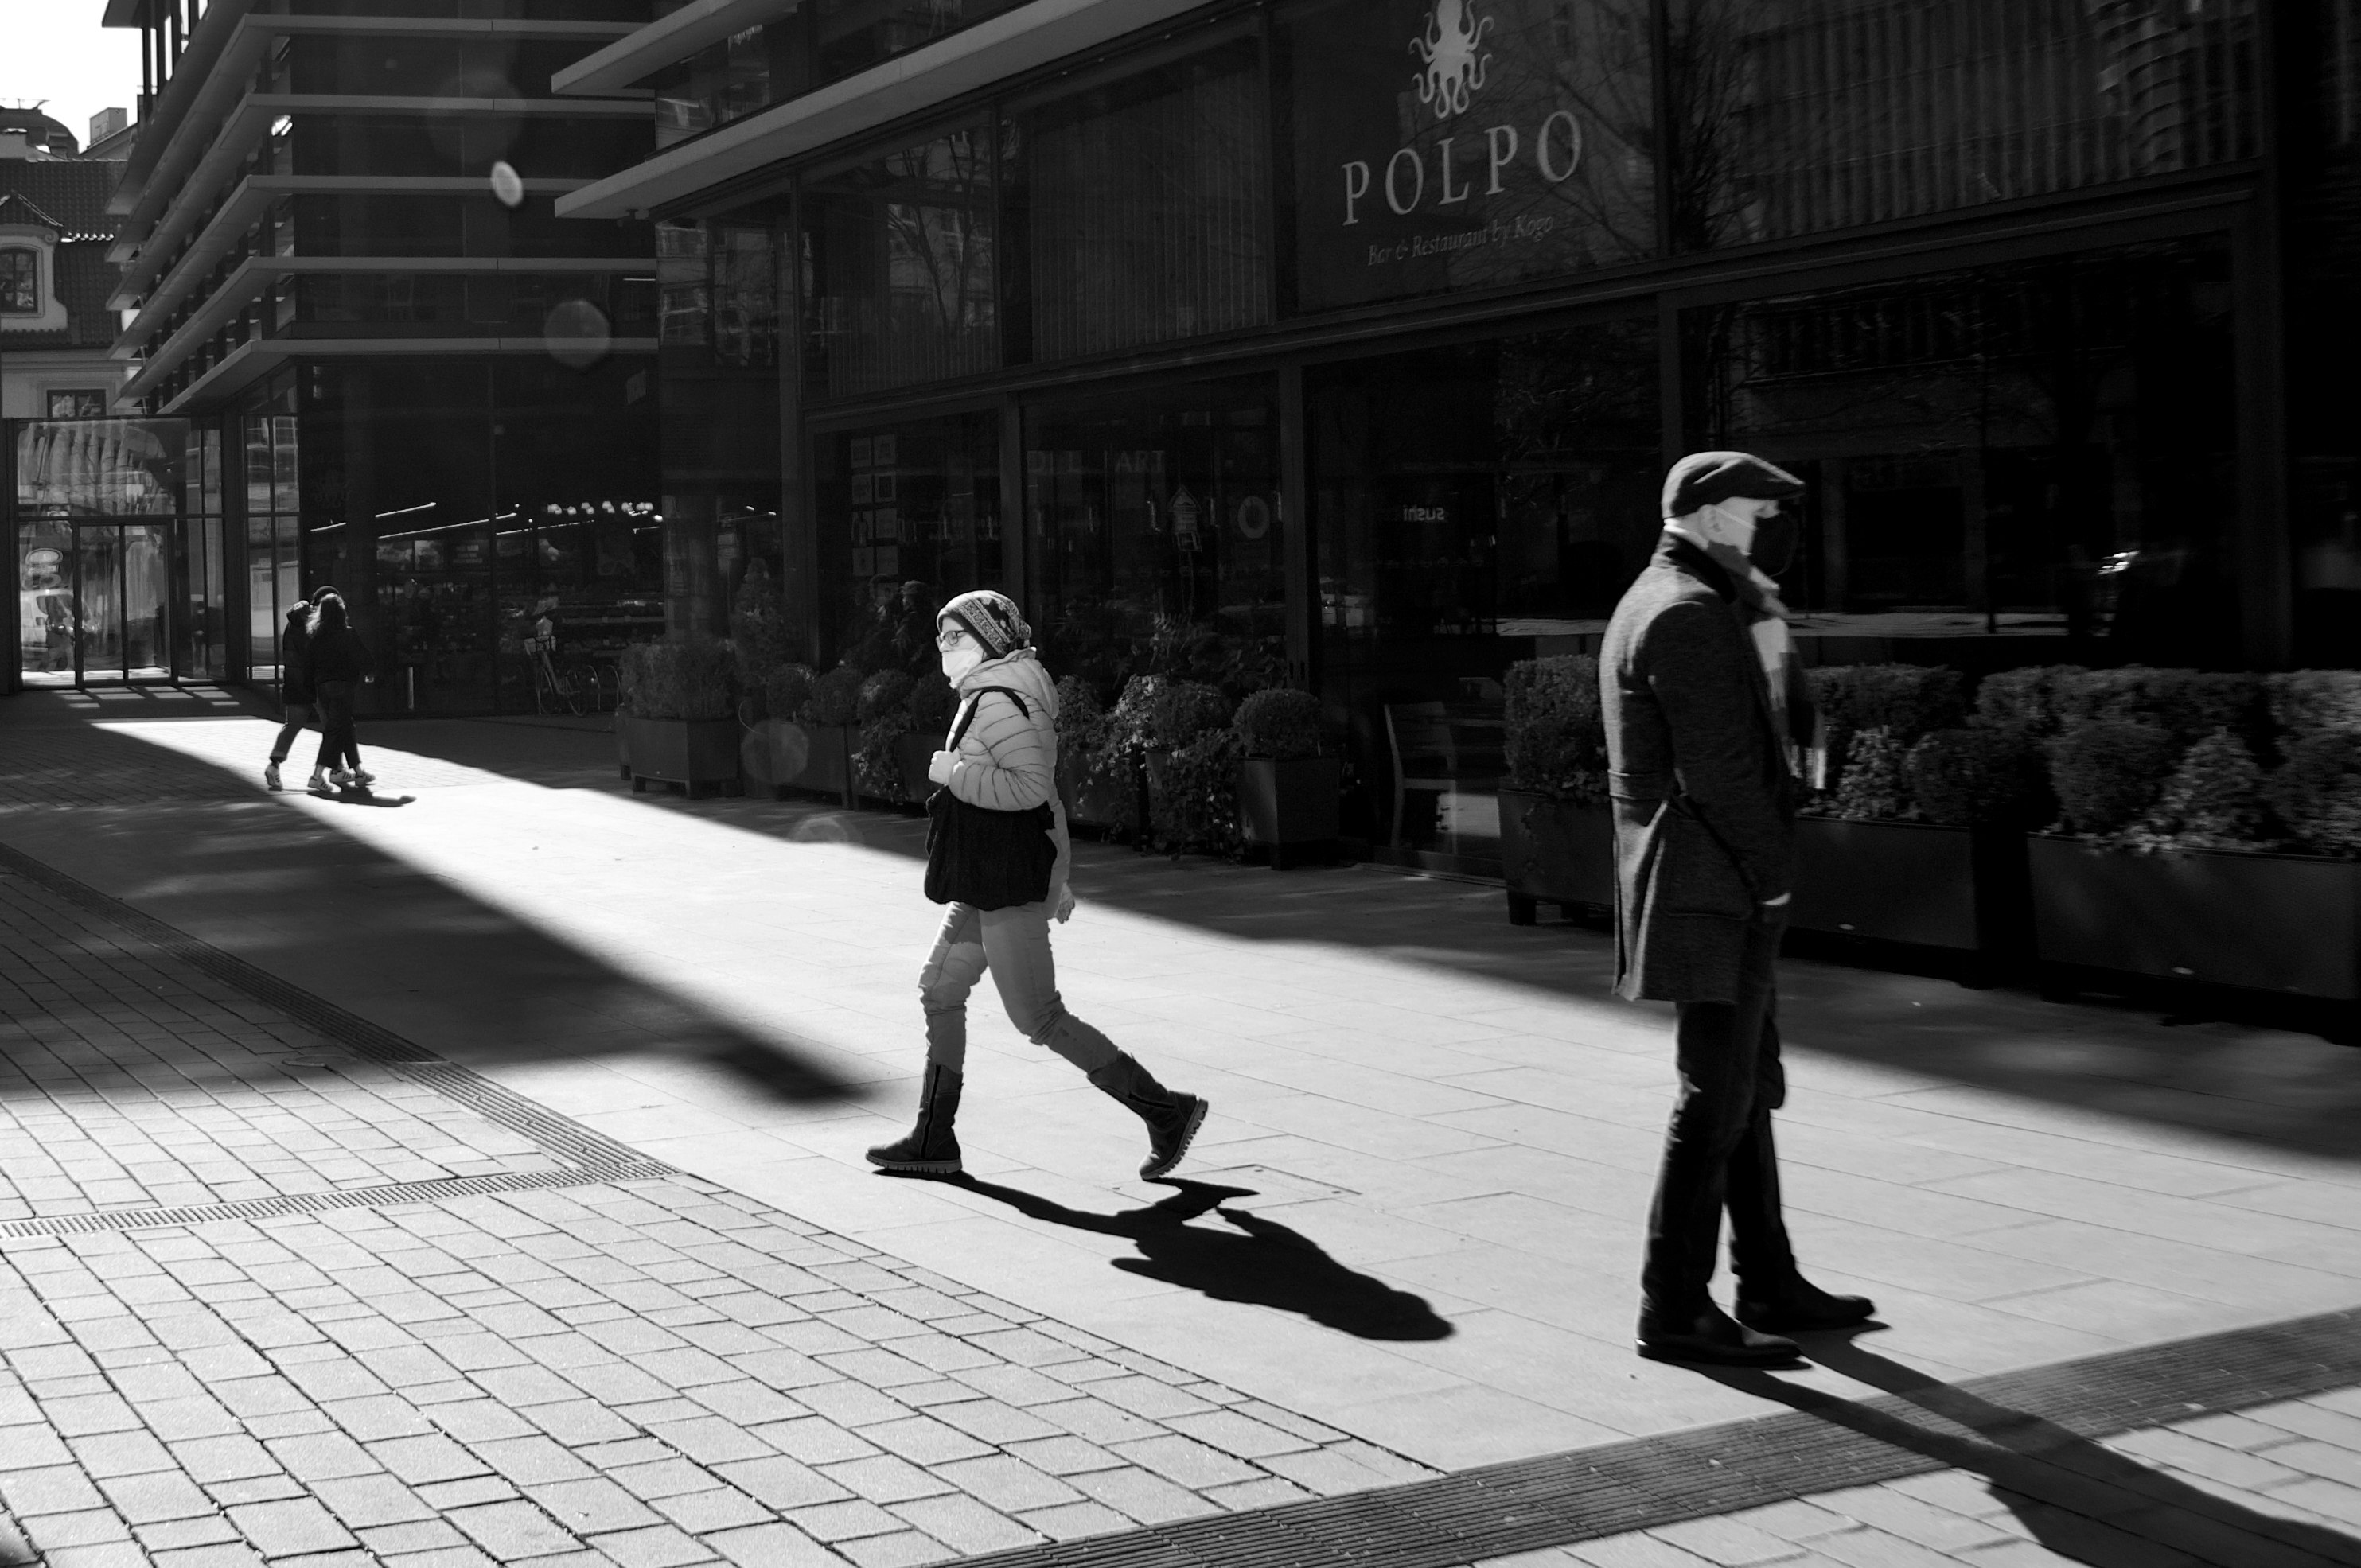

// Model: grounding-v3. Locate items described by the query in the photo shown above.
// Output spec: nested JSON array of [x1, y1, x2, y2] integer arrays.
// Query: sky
[[1, 0, 143, 151]]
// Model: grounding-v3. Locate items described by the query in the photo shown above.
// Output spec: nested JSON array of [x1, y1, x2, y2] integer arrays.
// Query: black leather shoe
[[1735, 1276, 1876, 1333], [1637, 1305, 1802, 1367]]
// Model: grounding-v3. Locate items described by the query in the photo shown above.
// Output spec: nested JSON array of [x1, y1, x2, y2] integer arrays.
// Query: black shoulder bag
[[924, 687, 1058, 910]]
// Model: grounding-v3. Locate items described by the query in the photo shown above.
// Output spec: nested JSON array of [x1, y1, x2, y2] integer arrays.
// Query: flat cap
[[1661, 450, 1805, 519]]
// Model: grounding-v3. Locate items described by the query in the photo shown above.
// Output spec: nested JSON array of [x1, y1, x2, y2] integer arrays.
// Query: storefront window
[[1685, 238, 2238, 663], [244, 387, 301, 681], [1026, 378, 1284, 702], [1666, 0, 2261, 251], [14, 418, 189, 687], [1311, 320, 1658, 859], [801, 124, 999, 399], [1282, 0, 1657, 313], [1007, 31, 1271, 363], [813, 413, 1003, 670]]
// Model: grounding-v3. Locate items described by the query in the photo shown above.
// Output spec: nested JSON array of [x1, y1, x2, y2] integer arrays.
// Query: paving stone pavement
[[0, 857, 1432, 1566], [0, 690, 2353, 1568]]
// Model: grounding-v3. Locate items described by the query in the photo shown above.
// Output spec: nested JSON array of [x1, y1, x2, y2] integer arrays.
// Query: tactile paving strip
[[0, 839, 673, 1237], [947, 1306, 2361, 1568]]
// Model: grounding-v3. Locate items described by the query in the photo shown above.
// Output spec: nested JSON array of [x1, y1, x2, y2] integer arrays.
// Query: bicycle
[[525, 635, 590, 715]]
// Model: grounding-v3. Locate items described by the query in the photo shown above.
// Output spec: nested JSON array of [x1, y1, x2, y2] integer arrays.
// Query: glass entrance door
[[68, 524, 174, 684]]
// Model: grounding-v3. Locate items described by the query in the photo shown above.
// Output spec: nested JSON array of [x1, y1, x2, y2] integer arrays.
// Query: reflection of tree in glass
[[879, 132, 995, 349]]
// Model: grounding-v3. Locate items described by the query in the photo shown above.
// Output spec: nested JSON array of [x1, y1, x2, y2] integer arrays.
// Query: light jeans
[[918, 900, 1117, 1076], [268, 702, 316, 764]]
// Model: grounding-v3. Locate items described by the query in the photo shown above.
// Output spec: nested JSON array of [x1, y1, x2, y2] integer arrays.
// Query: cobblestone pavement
[[0, 691, 2352, 1568], [0, 844, 1430, 1567]]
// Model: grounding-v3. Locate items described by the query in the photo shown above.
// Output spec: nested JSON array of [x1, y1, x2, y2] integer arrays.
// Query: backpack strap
[[948, 685, 1031, 749]]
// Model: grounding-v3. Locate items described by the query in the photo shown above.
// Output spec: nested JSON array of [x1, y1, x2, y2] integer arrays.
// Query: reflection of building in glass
[[531, 0, 2355, 866], [90, 0, 664, 710]]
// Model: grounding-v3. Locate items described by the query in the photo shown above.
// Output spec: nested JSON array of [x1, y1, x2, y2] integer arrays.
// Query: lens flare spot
[[489, 160, 524, 208], [543, 299, 611, 370]]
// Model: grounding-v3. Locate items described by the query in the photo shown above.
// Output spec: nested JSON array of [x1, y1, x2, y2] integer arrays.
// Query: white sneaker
[[308, 770, 332, 793], [350, 768, 375, 786], [264, 762, 282, 791], [329, 768, 353, 788]]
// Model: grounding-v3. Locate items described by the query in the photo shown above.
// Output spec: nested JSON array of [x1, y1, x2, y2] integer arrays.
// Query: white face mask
[[941, 643, 984, 684], [1695, 500, 1759, 556]]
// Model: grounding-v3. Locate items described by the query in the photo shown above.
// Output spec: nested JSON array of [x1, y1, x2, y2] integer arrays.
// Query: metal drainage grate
[[0, 841, 677, 1202], [0, 1165, 675, 1240], [948, 1307, 2361, 1568]]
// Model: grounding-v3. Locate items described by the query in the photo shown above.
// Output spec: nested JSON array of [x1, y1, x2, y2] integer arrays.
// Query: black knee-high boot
[[1086, 1052, 1206, 1179], [866, 1064, 963, 1175]]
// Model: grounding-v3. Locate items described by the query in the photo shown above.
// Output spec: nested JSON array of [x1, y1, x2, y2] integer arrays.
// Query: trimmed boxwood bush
[[1503, 655, 1607, 803], [909, 672, 957, 736], [801, 666, 862, 727], [1975, 665, 2085, 737], [2047, 721, 2177, 835], [762, 663, 816, 722], [2055, 667, 2264, 746], [1905, 727, 2044, 827], [2136, 729, 2266, 849], [1233, 688, 1324, 760], [2266, 671, 2361, 741], [856, 669, 915, 724], [619, 637, 736, 721], [2268, 730, 2361, 855]]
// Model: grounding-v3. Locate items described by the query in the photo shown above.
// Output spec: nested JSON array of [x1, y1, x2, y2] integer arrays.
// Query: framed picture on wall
[[852, 547, 876, 575], [875, 545, 899, 577], [871, 473, 897, 503], [851, 438, 873, 468], [873, 434, 897, 466], [873, 507, 898, 541], [851, 473, 873, 504]]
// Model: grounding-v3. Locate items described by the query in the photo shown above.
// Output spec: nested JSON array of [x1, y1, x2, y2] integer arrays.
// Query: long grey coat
[[1599, 538, 1797, 1003]]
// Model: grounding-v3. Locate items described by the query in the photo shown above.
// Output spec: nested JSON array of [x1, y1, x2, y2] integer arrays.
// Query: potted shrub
[[746, 663, 856, 803], [1070, 675, 1167, 837], [1785, 663, 1990, 959], [1143, 681, 1238, 855], [2031, 669, 2361, 1001], [740, 662, 808, 796], [853, 669, 916, 807], [1055, 677, 1132, 831], [896, 674, 956, 805], [618, 636, 740, 798], [1498, 655, 1611, 924], [1231, 688, 1338, 869]]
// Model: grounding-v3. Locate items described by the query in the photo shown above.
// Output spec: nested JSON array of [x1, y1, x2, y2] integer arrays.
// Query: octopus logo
[[1412, 0, 1494, 122]]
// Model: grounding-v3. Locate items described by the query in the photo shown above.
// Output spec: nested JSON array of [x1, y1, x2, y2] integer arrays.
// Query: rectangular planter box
[[1790, 818, 1980, 951], [1059, 751, 1138, 831], [1234, 756, 1342, 869], [1498, 789, 1614, 923], [621, 715, 740, 799], [743, 719, 853, 803], [2029, 836, 2361, 1000], [894, 732, 937, 805]]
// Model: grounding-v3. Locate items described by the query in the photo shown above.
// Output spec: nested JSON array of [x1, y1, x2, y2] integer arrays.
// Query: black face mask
[[1750, 512, 1799, 578]]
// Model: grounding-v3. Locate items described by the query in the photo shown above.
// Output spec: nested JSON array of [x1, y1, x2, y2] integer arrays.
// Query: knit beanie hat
[[938, 590, 1031, 660]]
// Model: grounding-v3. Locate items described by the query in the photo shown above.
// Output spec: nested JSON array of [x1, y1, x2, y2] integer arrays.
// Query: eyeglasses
[[936, 627, 971, 652]]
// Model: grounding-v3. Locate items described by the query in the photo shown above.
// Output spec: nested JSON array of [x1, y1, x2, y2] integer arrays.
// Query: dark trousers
[[268, 701, 315, 764], [1642, 909, 1797, 1317], [314, 683, 360, 772]]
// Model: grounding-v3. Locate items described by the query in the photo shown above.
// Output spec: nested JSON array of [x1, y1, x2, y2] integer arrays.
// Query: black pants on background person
[[314, 682, 360, 774], [1643, 909, 1796, 1316]]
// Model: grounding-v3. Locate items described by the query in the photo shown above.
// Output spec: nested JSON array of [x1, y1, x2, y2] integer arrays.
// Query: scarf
[[1662, 512, 1804, 763]]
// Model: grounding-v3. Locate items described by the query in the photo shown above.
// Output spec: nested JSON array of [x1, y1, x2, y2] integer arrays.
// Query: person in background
[[867, 589, 1208, 1181], [264, 592, 321, 791], [302, 592, 376, 793], [1601, 451, 1875, 1368]]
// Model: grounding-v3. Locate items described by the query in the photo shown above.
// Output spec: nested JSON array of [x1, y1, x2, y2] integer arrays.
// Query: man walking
[[1600, 452, 1876, 1367]]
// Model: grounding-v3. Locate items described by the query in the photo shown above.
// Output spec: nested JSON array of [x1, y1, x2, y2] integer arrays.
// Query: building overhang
[[154, 335, 656, 416], [553, 0, 797, 97], [113, 173, 598, 337], [117, 254, 654, 399], [107, 7, 633, 219], [555, 0, 1206, 220]]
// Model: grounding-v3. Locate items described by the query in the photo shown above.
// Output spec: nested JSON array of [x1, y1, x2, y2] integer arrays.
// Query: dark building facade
[[549, 0, 2344, 851], [27, 0, 667, 710]]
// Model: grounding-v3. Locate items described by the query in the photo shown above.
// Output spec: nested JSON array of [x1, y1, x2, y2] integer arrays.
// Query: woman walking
[[302, 592, 375, 792], [868, 590, 1208, 1181], [263, 593, 319, 791]]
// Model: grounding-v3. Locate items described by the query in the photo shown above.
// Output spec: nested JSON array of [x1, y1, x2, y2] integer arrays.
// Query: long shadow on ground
[[0, 700, 863, 1107], [898, 1173, 1453, 1340], [1705, 1333, 2361, 1568], [370, 715, 2361, 1165]]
